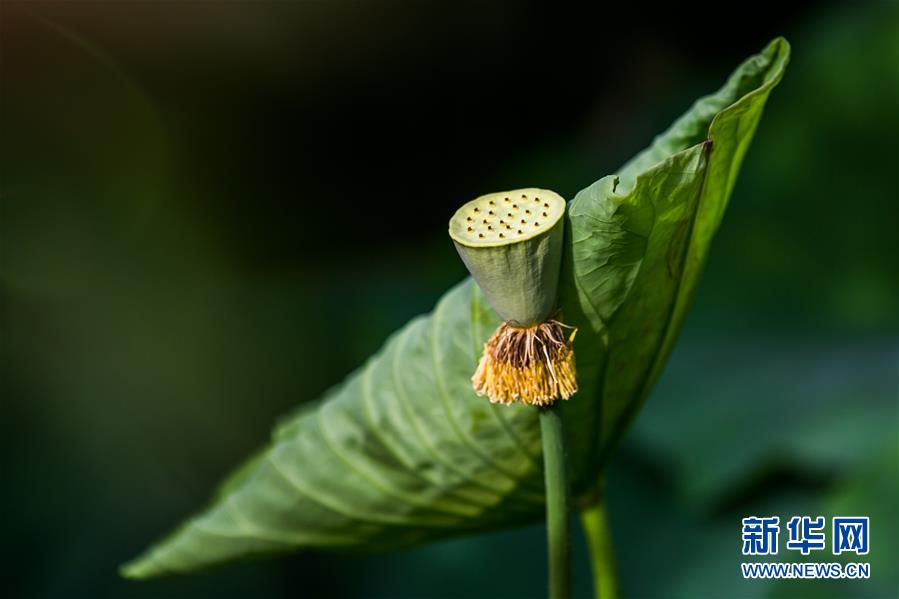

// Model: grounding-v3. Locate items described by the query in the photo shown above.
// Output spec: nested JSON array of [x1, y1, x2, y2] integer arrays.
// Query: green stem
[[539, 403, 571, 599], [581, 499, 619, 599]]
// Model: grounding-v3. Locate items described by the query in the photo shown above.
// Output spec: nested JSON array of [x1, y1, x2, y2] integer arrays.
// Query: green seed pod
[[449, 188, 565, 326]]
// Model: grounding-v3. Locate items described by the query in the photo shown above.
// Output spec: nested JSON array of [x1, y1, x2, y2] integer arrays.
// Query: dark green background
[[1, 2, 896, 598]]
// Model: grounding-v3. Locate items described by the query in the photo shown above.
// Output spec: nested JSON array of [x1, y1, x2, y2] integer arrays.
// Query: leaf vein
[[430, 290, 545, 504]]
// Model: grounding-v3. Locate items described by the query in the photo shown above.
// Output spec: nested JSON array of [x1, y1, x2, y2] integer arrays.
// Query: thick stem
[[581, 500, 619, 599], [539, 403, 571, 599]]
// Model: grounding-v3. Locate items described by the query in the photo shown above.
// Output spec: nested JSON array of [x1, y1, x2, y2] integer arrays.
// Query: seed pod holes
[[449, 188, 565, 246]]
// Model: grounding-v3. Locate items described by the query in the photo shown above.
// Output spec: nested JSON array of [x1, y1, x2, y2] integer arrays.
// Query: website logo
[[741, 515, 871, 580]]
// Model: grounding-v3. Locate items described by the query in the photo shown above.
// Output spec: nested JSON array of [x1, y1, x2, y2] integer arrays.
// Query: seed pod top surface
[[448, 188, 565, 248]]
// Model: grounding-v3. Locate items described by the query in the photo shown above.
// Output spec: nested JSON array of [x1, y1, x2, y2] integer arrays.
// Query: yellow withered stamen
[[472, 319, 577, 406]]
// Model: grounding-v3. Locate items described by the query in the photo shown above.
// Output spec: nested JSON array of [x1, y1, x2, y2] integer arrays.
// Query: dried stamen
[[471, 319, 577, 406]]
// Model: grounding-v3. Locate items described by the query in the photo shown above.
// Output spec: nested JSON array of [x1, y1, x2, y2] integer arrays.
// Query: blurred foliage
[[695, 7, 898, 334], [1, 1, 895, 598]]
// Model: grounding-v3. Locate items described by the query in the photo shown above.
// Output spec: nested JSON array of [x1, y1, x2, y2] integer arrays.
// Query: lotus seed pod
[[449, 188, 566, 326]]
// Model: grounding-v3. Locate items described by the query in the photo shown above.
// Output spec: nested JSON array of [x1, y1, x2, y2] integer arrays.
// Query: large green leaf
[[123, 38, 789, 578]]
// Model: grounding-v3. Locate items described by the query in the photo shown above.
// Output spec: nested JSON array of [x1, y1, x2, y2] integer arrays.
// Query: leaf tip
[[119, 555, 158, 580], [765, 36, 792, 65]]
